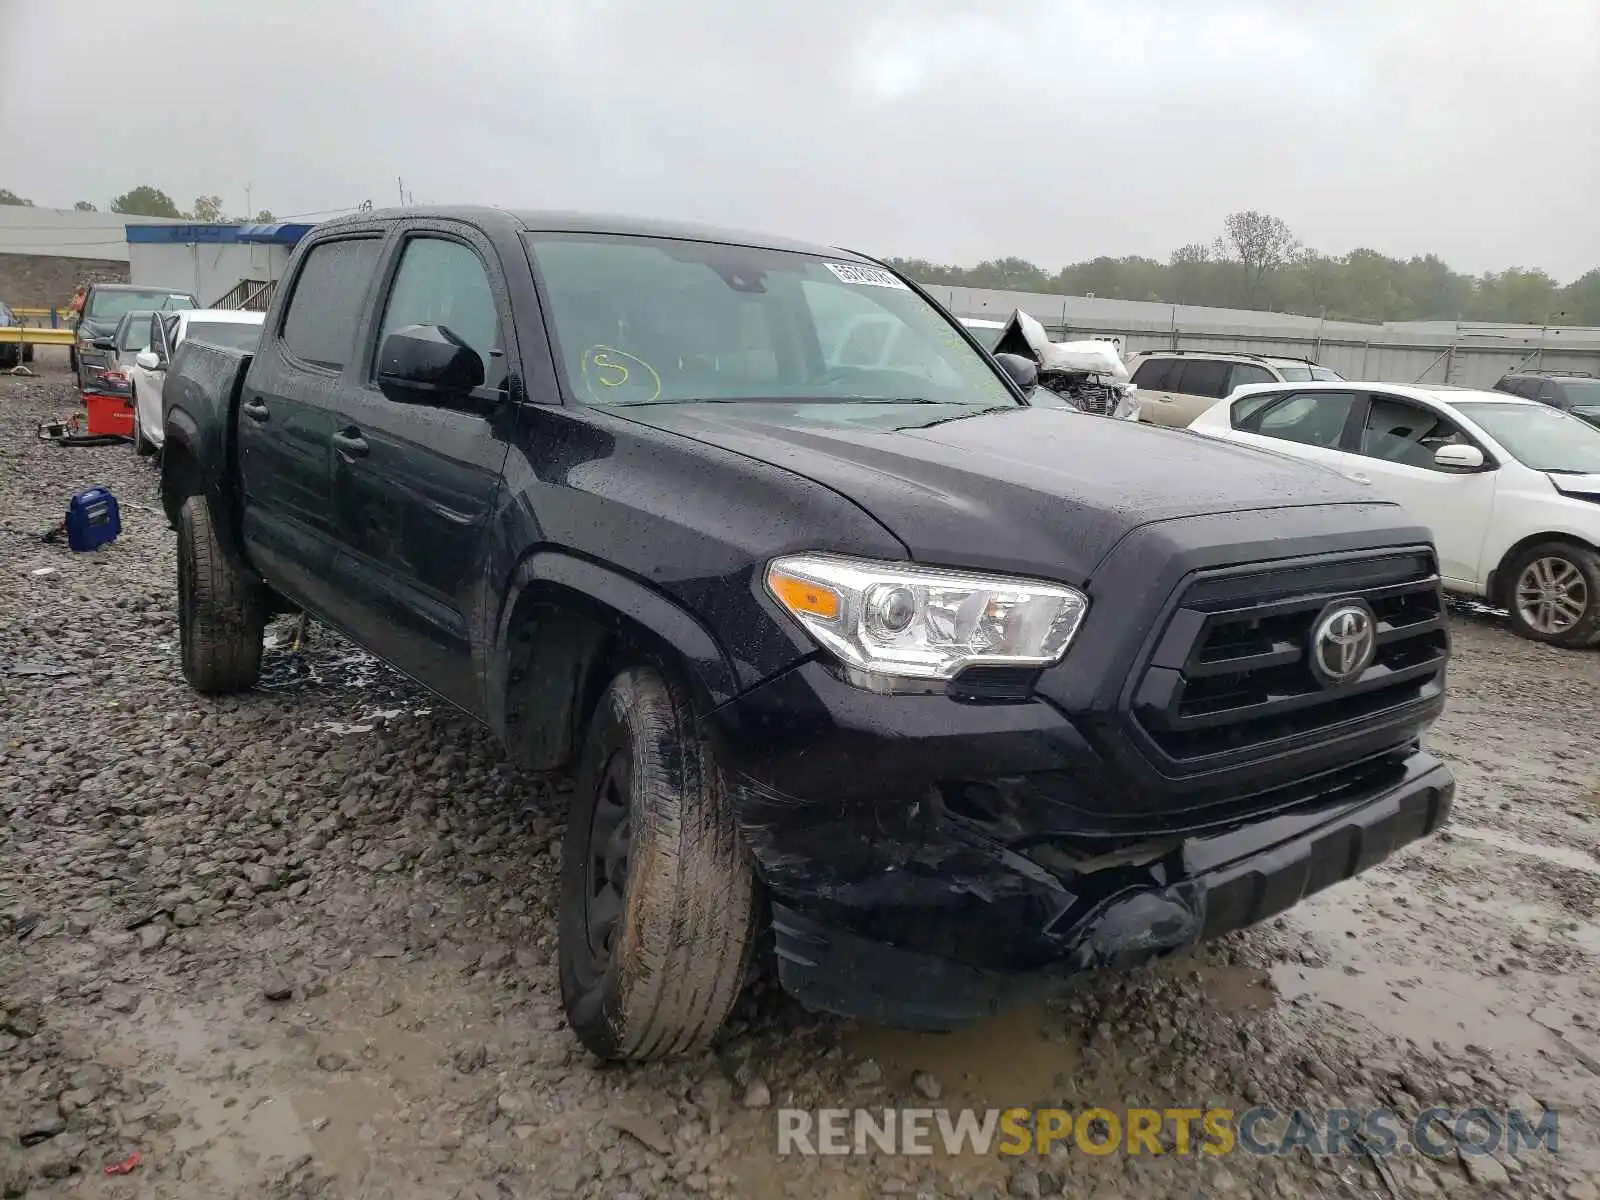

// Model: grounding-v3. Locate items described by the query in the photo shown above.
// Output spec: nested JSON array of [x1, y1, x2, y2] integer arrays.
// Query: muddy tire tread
[[562, 666, 758, 1061], [177, 494, 264, 693]]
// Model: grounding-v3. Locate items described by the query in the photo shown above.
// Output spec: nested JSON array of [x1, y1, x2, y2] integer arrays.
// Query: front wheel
[[176, 494, 265, 692], [1504, 541, 1600, 648], [558, 665, 758, 1061]]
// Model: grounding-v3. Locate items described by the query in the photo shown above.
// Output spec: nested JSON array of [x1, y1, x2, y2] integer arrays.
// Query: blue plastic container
[[64, 487, 121, 552]]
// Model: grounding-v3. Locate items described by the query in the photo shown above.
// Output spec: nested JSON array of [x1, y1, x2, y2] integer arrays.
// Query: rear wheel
[[176, 494, 265, 692], [1503, 541, 1600, 648], [558, 665, 758, 1061]]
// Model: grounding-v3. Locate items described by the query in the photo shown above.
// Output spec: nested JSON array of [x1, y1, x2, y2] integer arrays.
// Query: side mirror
[[376, 324, 484, 403], [1434, 443, 1486, 471], [993, 352, 1039, 394], [135, 350, 162, 371], [92, 337, 116, 351]]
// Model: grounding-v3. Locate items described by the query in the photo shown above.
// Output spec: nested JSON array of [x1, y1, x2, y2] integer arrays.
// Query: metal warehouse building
[[0, 206, 190, 309], [930, 284, 1600, 389], [0, 207, 311, 313]]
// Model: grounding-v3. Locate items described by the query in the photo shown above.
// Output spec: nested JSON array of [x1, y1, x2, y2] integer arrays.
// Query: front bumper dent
[[706, 660, 1454, 1029]]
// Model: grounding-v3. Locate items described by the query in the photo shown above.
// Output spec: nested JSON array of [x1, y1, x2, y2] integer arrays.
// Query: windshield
[[527, 234, 1016, 410], [1276, 364, 1344, 382], [185, 320, 262, 352], [87, 289, 195, 319], [1557, 380, 1600, 407], [1464, 402, 1600, 473]]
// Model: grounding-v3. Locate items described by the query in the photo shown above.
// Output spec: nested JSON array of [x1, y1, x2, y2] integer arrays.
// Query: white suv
[[1126, 351, 1343, 428], [1189, 382, 1600, 647]]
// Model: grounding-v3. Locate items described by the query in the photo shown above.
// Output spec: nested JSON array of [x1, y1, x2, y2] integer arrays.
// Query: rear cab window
[[279, 238, 385, 371]]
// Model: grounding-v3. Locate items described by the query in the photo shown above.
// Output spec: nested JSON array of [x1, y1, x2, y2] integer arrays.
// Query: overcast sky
[[3, 0, 1597, 281]]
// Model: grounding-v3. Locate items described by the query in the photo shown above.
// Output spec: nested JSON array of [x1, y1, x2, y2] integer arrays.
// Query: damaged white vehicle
[[989, 309, 1140, 420]]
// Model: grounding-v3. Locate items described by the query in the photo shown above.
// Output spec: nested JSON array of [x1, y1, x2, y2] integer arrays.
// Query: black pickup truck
[[159, 207, 1455, 1061]]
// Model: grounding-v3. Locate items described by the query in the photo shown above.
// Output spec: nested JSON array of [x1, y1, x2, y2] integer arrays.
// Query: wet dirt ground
[[2, 361, 1598, 1198]]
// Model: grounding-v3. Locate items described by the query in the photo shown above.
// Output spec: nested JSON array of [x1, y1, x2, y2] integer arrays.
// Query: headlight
[[765, 553, 1088, 682]]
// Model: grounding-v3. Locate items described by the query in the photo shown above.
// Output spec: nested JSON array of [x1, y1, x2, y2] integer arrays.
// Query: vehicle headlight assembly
[[765, 553, 1088, 683]]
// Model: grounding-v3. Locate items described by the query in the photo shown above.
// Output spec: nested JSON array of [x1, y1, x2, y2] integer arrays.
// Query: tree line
[[1, 186, 272, 224], [887, 210, 1600, 328]]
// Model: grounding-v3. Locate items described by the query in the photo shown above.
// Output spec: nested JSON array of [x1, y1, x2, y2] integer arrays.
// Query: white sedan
[[1189, 382, 1600, 647], [131, 309, 265, 454]]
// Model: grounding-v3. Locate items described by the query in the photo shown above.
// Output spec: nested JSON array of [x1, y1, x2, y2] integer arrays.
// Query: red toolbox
[[83, 392, 135, 438]]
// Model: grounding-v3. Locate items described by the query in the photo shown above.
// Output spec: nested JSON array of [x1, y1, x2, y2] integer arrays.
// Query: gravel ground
[[3, 360, 1599, 1199]]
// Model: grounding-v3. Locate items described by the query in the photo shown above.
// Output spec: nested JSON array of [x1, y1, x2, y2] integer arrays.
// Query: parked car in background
[[158, 206, 1454, 1060], [129, 309, 264, 454], [1127, 350, 1344, 428], [1190, 382, 1600, 647], [959, 317, 1006, 350], [1492, 370, 1600, 430], [83, 309, 158, 401], [74, 283, 197, 390], [0, 301, 30, 369]]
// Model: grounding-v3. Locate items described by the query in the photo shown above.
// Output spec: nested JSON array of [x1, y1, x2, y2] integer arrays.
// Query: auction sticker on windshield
[[824, 262, 909, 290]]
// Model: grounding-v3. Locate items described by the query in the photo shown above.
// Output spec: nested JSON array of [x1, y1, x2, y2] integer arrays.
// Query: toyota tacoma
[[158, 207, 1455, 1061]]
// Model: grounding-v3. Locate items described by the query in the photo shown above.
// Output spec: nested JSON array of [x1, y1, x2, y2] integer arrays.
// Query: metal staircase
[[210, 278, 278, 312]]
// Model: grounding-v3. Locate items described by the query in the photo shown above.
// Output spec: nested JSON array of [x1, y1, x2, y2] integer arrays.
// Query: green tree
[[1214, 211, 1301, 307], [191, 195, 226, 222], [0, 188, 34, 206], [1559, 270, 1600, 326], [73, 200, 97, 212], [110, 186, 184, 218], [253, 209, 275, 223]]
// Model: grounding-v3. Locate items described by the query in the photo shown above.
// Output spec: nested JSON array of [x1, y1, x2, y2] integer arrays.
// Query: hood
[[613, 403, 1381, 583]]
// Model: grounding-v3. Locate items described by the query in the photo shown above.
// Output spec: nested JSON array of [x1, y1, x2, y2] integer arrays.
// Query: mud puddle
[[1450, 824, 1600, 876]]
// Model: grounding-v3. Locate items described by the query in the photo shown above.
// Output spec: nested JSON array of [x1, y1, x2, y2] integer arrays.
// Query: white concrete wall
[[128, 242, 293, 307]]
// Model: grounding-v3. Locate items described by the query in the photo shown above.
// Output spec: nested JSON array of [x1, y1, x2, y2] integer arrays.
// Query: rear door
[[327, 222, 518, 711], [1130, 357, 1183, 425], [238, 234, 387, 616], [1149, 358, 1234, 427], [1349, 392, 1497, 587]]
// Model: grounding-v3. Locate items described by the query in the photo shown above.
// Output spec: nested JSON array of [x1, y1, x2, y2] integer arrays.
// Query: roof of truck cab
[[315, 205, 869, 261]]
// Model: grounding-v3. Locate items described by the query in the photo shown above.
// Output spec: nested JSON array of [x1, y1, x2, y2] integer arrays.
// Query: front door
[[1346, 393, 1497, 587], [328, 225, 517, 713], [238, 234, 387, 616]]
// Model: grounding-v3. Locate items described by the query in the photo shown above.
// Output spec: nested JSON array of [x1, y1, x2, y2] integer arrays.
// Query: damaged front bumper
[[705, 660, 1454, 1030]]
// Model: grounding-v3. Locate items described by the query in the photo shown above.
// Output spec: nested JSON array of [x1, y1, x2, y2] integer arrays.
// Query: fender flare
[[485, 549, 743, 747], [162, 408, 250, 565]]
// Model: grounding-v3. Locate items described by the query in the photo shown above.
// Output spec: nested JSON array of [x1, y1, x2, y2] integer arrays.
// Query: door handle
[[1348, 472, 1372, 485], [332, 428, 369, 458], [242, 397, 270, 422]]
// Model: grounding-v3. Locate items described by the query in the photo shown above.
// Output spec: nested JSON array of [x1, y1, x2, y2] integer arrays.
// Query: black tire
[[176, 494, 265, 692], [559, 665, 758, 1061], [21, 345, 33, 364], [1502, 541, 1600, 648], [131, 388, 155, 456]]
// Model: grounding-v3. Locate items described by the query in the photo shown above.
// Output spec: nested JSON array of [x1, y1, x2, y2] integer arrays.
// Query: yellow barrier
[[0, 327, 76, 346]]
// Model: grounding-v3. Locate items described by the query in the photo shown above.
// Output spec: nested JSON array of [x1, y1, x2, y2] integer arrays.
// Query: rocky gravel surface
[[3, 362, 1599, 1199]]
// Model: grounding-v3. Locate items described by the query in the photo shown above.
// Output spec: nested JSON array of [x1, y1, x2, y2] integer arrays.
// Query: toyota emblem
[[1309, 601, 1377, 687]]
